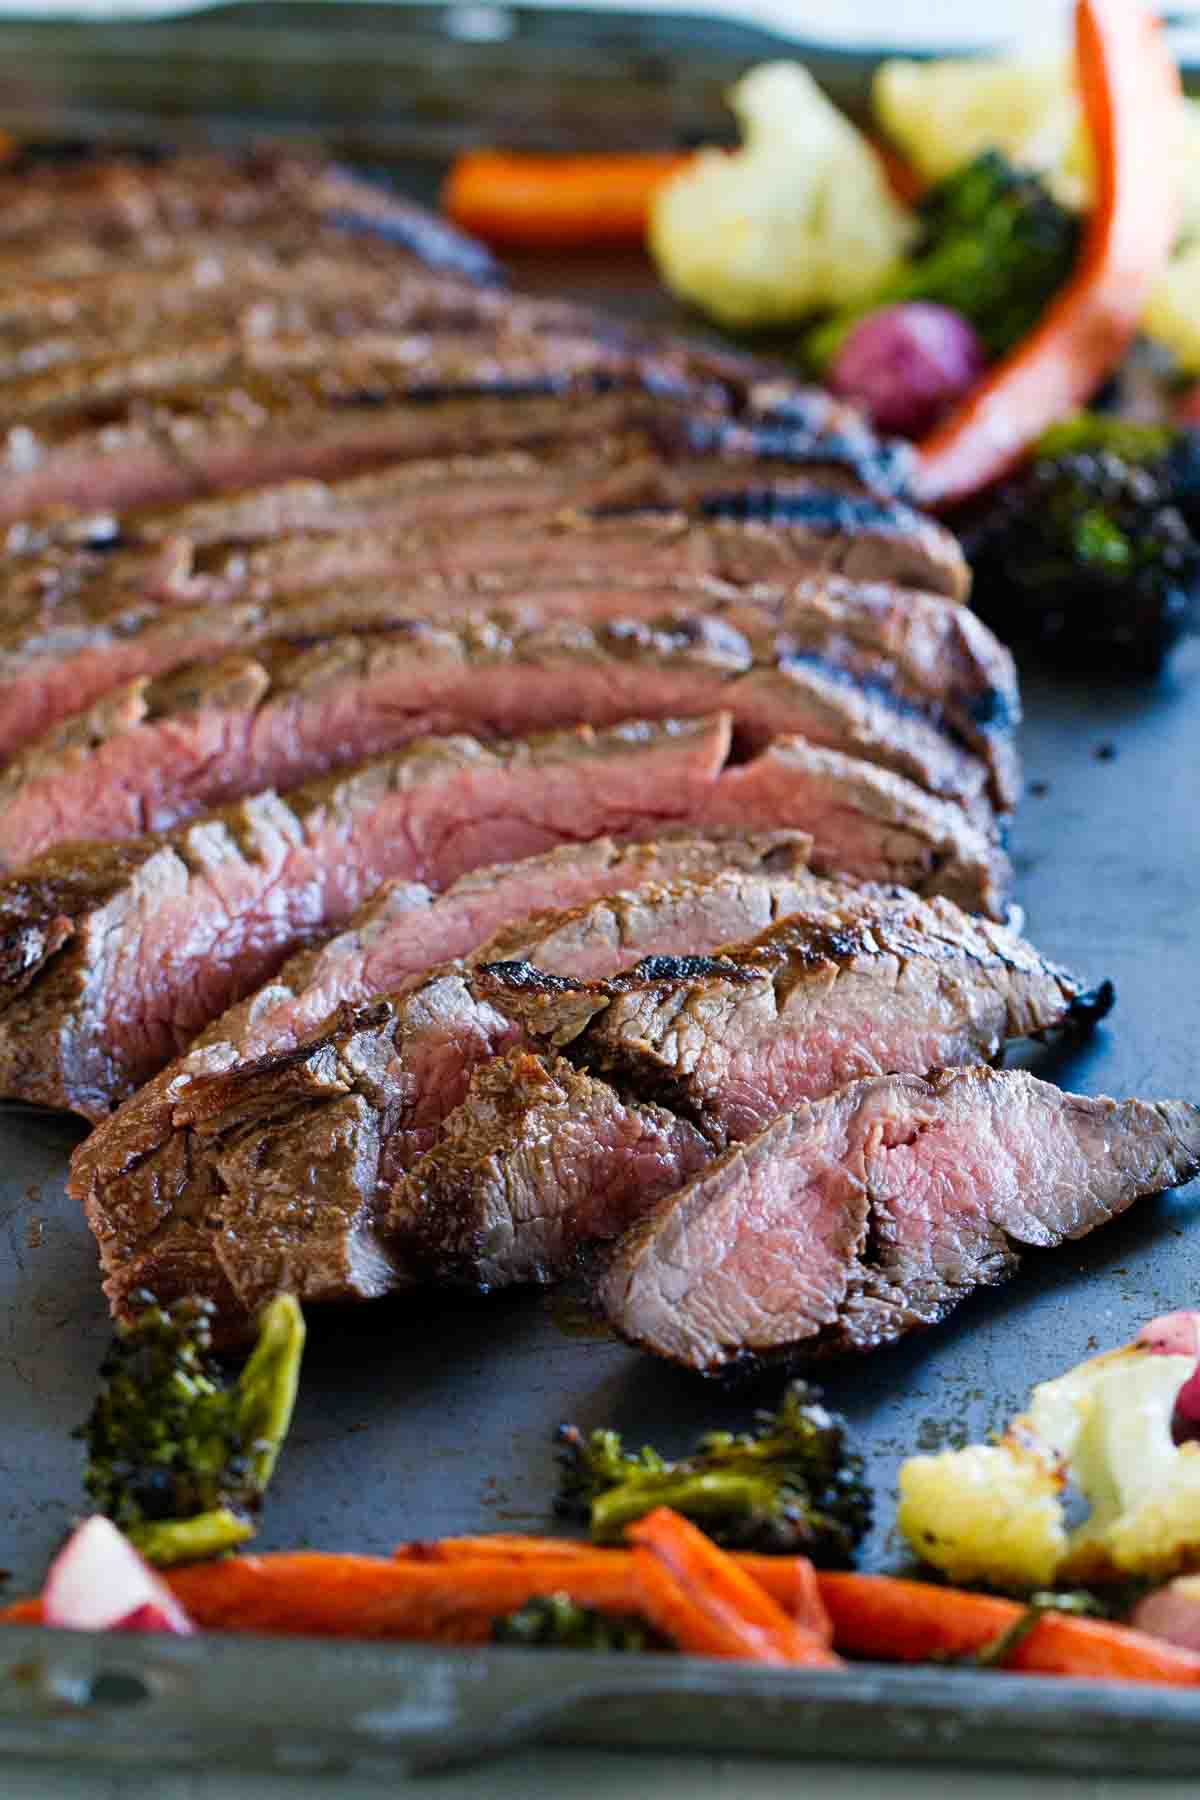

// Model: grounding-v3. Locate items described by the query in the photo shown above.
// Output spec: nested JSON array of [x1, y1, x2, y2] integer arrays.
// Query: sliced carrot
[[164, 1550, 642, 1642], [442, 150, 691, 251], [916, 0, 1181, 507], [628, 1508, 839, 1666], [817, 1573, 1200, 1686], [396, 1535, 832, 1644]]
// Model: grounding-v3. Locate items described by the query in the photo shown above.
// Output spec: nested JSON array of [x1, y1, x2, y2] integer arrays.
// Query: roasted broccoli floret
[[493, 1593, 668, 1652], [77, 1291, 305, 1565], [960, 414, 1200, 674], [556, 1381, 871, 1563], [807, 149, 1080, 370]]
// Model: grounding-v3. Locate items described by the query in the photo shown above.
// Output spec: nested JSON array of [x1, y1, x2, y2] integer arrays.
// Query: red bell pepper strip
[[915, 0, 1181, 508]]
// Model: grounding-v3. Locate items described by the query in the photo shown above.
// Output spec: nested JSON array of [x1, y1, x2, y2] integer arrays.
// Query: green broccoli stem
[[130, 1508, 255, 1567], [236, 1292, 305, 1494], [590, 1471, 777, 1541]]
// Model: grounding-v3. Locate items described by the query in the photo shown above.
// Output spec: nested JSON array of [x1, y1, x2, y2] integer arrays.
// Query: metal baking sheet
[[2, 10, 1200, 1773]]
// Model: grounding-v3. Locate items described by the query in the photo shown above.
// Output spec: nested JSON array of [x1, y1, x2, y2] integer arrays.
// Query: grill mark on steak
[[0, 600, 1000, 867], [474, 903, 1108, 1147], [0, 714, 735, 1117], [601, 1069, 1200, 1372], [76, 870, 1072, 1334]]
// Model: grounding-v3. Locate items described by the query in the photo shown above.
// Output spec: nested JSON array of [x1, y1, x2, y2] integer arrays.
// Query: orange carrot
[[817, 1573, 1200, 1686], [628, 1508, 839, 1666], [442, 150, 691, 250], [394, 1535, 832, 1643], [0, 1598, 42, 1625], [162, 1550, 651, 1642], [915, 0, 1180, 507]]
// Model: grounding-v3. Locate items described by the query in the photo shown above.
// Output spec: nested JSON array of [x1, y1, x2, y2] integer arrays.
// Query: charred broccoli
[[556, 1381, 871, 1564], [960, 414, 1200, 674], [807, 150, 1080, 370], [493, 1593, 669, 1651], [77, 1291, 305, 1565]]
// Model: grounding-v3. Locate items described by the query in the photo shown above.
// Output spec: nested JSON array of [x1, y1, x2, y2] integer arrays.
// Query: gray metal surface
[[2, 21, 1200, 1766]]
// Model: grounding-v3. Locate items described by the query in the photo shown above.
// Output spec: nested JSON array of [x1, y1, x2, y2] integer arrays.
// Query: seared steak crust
[[0, 715, 734, 1116], [602, 1070, 1200, 1371]]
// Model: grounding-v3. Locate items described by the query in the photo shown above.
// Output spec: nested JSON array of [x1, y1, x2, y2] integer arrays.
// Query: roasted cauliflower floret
[[649, 61, 914, 330], [898, 1441, 1068, 1591], [899, 1334, 1200, 1591]]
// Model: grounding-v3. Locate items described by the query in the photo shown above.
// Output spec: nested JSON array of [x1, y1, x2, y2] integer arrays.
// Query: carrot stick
[[628, 1508, 839, 1666], [394, 1533, 834, 1648], [162, 1550, 657, 1642], [817, 1573, 1200, 1686], [395, 1535, 832, 1643], [915, 0, 1181, 507], [442, 150, 691, 250]]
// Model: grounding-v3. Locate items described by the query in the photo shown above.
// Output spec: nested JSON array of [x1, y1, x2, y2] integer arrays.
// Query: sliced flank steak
[[602, 1069, 1200, 1372], [0, 603, 1000, 869], [0, 714, 736, 1118], [76, 873, 1091, 1333], [73, 850, 823, 1320], [0, 502, 973, 764]]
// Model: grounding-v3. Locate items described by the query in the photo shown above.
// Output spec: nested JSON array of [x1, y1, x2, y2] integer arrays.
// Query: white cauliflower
[[872, 56, 1077, 191], [649, 61, 915, 331], [898, 1336, 1200, 1591]]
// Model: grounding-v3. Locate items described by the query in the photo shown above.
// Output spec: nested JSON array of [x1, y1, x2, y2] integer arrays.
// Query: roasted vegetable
[[77, 1291, 305, 1566], [898, 1315, 1200, 1591], [649, 61, 914, 330], [807, 150, 1081, 371], [492, 1592, 668, 1651], [873, 54, 1076, 191], [960, 413, 1200, 671], [556, 1382, 871, 1563], [827, 301, 985, 435], [914, 0, 1181, 508]]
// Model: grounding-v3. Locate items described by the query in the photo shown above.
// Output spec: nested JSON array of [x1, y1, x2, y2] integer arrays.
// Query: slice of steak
[[77, 867, 1070, 1331], [0, 503, 973, 765], [602, 1069, 1200, 1372], [392, 1051, 714, 1291], [0, 603, 997, 867], [0, 250, 597, 382], [75, 855, 858, 1327], [0, 714, 734, 1118], [476, 903, 1109, 1147], [692, 737, 1010, 918], [382, 906, 1109, 1299]]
